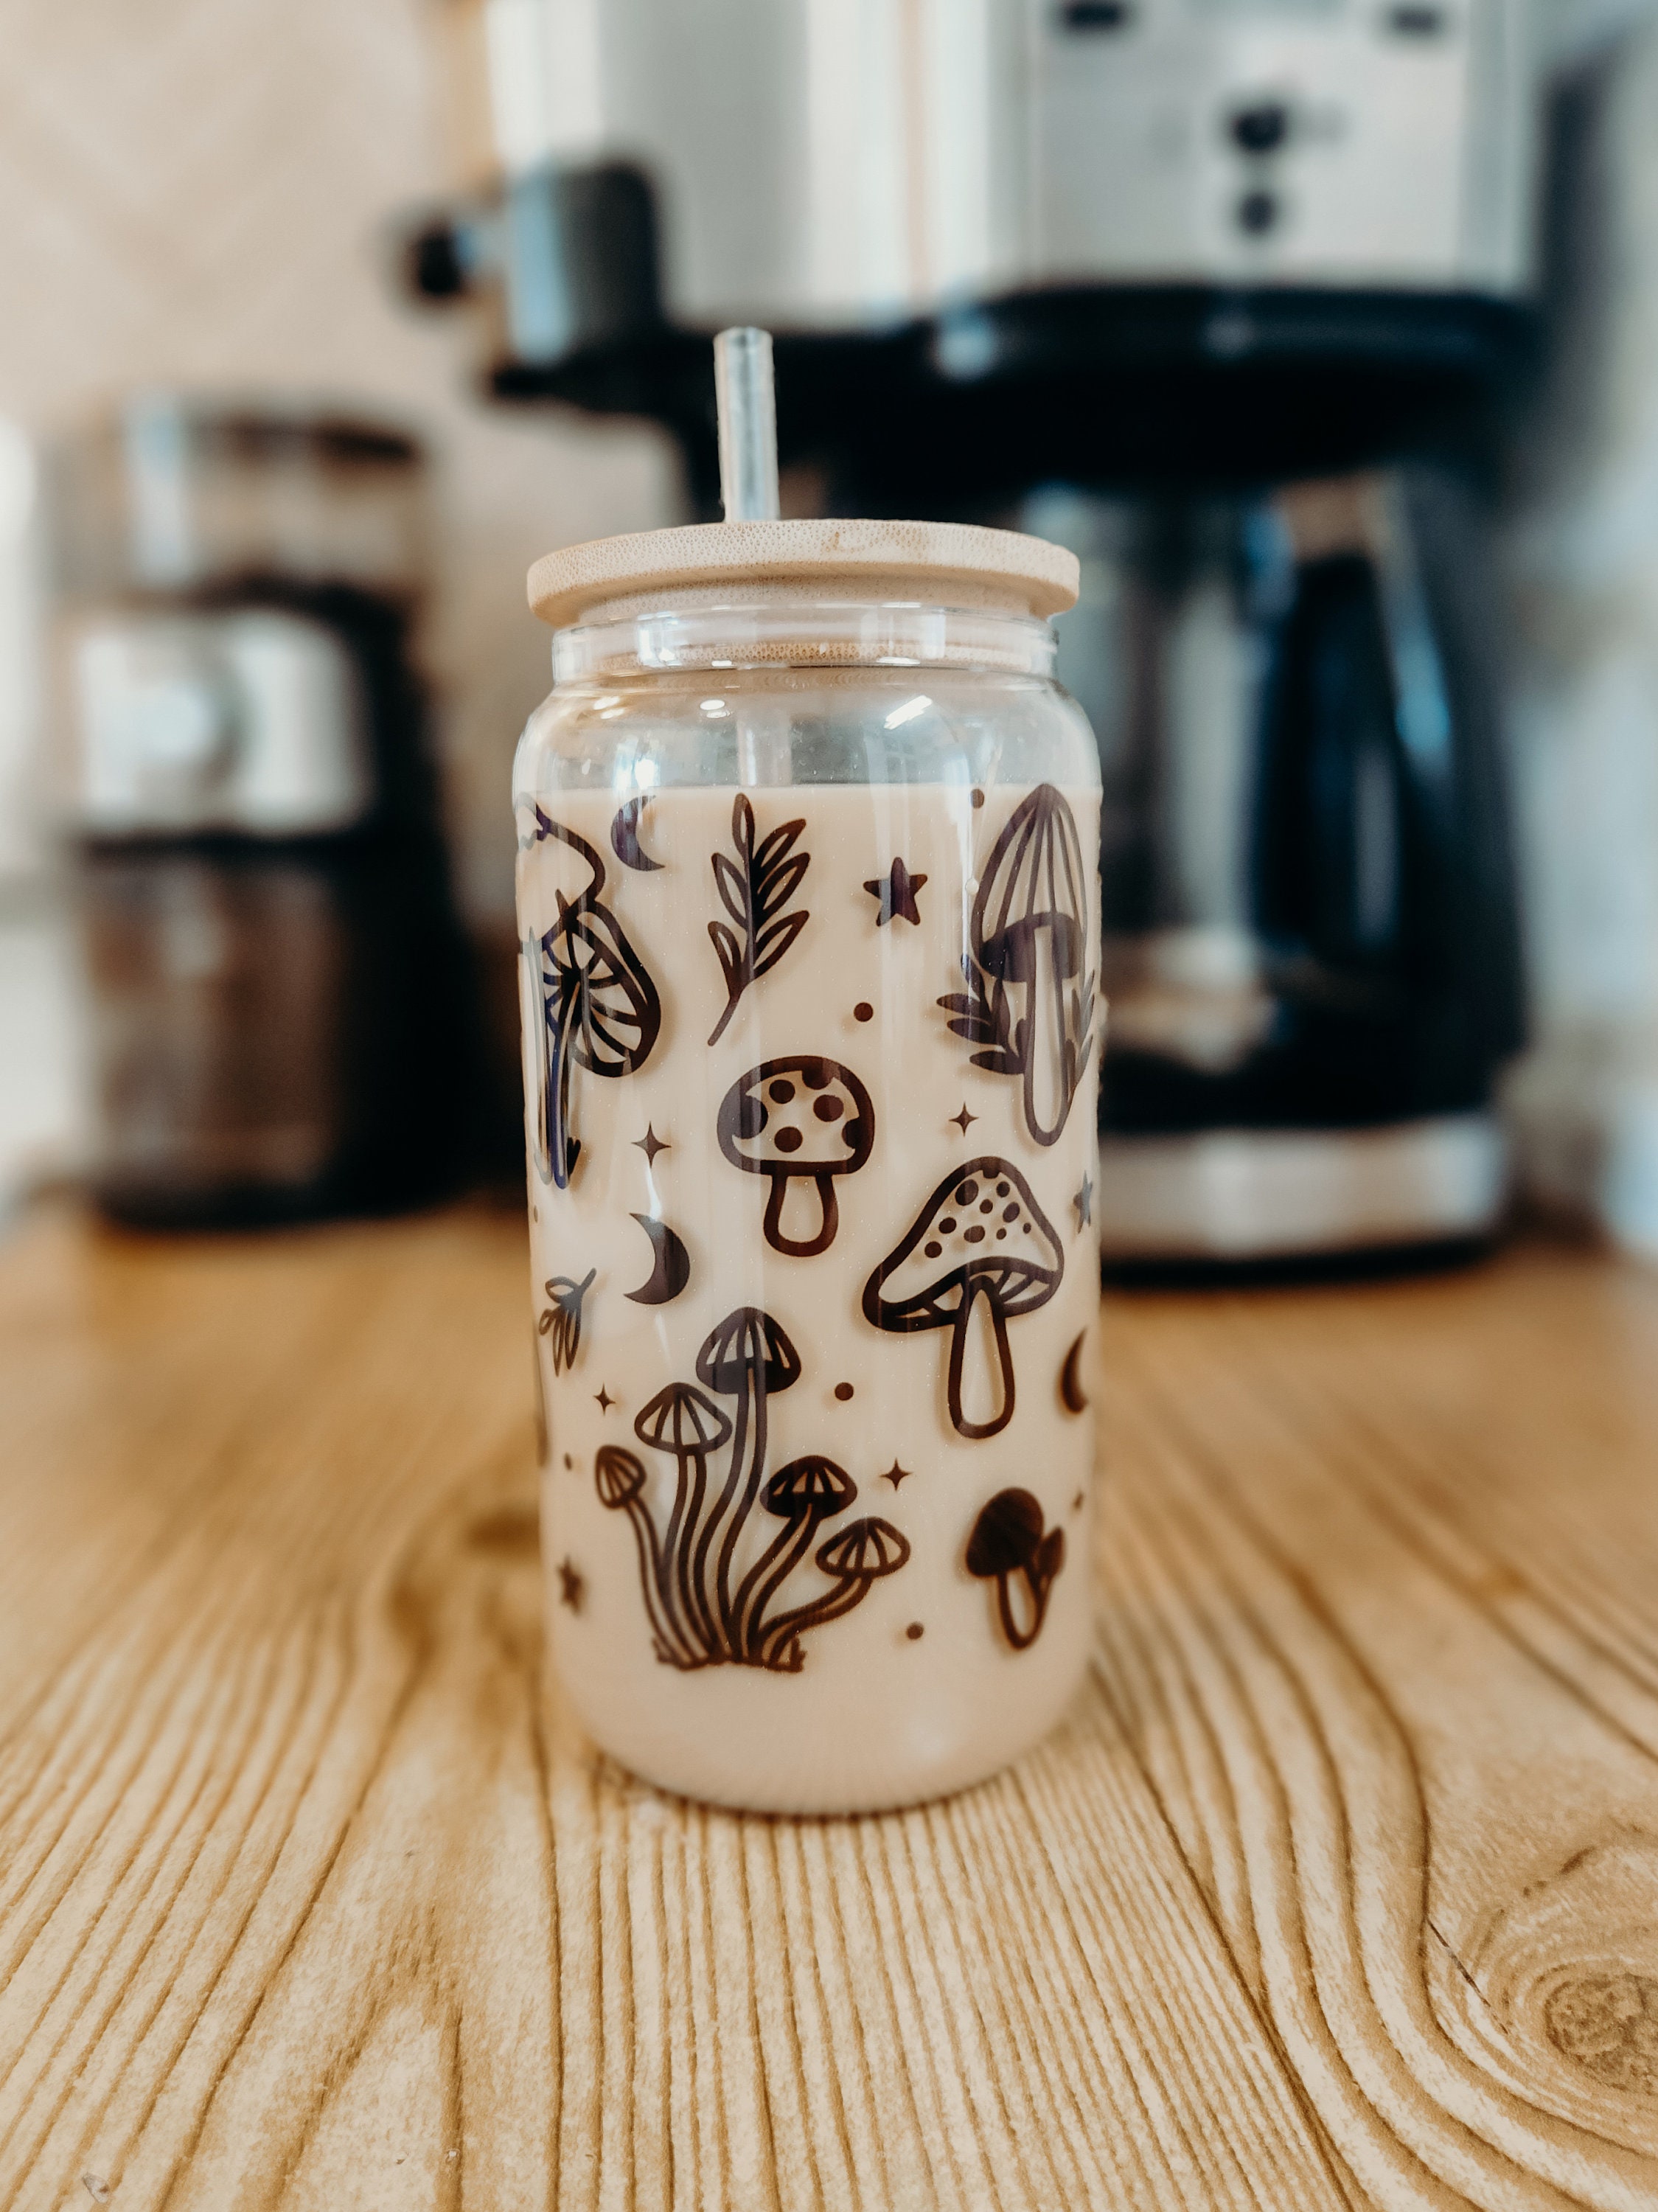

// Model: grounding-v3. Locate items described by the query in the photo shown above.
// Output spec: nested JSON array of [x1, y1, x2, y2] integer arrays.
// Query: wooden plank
[[0, 1211, 1652, 2208]]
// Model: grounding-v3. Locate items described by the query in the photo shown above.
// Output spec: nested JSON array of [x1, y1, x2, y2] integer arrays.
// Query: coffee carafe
[[1025, 469, 1524, 1261]]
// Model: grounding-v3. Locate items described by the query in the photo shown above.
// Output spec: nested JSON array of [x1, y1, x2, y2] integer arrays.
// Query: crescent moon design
[[610, 797, 664, 873], [624, 1212, 691, 1305], [1060, 1332, 1089, 1415]]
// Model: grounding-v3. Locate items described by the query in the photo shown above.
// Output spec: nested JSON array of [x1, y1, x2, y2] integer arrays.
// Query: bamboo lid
[[526, 518, 1079, 630]]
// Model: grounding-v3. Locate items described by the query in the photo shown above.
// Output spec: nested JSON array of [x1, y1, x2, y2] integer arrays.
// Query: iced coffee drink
[[515, 515, 1101, 1812]]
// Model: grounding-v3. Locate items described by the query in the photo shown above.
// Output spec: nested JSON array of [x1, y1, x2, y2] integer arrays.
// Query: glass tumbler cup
[[514, 518, 1102, 1813]]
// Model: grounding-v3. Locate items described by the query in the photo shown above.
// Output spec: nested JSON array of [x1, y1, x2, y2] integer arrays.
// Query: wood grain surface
[[0, 1207, 1655, 2210]]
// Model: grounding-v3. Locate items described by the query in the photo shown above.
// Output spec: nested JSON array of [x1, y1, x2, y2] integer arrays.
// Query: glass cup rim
[[549, 597, 1058, 684]]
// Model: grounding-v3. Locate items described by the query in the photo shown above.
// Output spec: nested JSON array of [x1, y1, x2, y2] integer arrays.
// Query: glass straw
[[714, 328, 780, 524]]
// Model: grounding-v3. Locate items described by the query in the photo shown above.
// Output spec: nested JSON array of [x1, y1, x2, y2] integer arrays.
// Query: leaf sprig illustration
[[706, 796, 810, 1045], [538, 1267, 596, 1375], [938, 958, 1023, 1077]]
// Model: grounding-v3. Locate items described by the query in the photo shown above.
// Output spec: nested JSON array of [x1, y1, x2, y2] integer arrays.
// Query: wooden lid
[[526, 518, 1079, 629]]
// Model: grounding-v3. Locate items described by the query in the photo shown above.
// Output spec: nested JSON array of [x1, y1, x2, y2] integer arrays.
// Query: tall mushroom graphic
[[734, 1454, 857, 1660], [938, 783, 1096, 1147], [717, 1057, 875, 1257], [594, 1443, 699, 1667], [693, 1307, 802, 1646], [519, 806, 663, 1190], [863, 1157, 1063, 1441], [633, 1380, 732, 1658], [966, 1489, 1066, 1650], [758, 1517, 912, 1672]]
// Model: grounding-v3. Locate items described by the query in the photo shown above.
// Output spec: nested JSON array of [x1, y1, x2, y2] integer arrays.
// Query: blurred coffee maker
[[48, 398, 474, 1228], [409, 0, 1539, 1262]]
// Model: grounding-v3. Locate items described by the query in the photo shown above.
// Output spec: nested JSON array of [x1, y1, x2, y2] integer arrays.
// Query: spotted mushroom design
[[938, 783, 1097, 1147], [966, 1489, 1066, 1650], [717, 1056, 875, 1258], [593, 1307, 908, 1672], [863, 1157, 1063, 1441]]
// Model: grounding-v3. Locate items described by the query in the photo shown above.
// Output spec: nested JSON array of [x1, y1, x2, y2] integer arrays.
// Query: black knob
[[1384, 4, 1445, 30], [1230, 102, 1290, 156], [408, 223, 468, 301], [1236, 189, 1280, 236], [1059, 0, 1134, 26]]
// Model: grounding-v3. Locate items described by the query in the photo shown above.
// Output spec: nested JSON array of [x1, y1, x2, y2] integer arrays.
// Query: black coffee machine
[[1022, 465, 1524, 1264], [405, 0, 1538, 1264]]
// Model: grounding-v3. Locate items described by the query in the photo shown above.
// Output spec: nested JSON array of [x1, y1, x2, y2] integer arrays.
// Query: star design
[[556, 1557, 585, 1612], [881, 1460, 913, 1490], [1073, 1175, 1094, 1231], [863, 858, 928, 928], [594, 1385, 616, 1414], [633, 1124, 669, 1168], [950, 1104, 978, 1136]]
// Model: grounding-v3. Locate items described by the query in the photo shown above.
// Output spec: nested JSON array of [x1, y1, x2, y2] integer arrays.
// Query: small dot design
[[905, 1623, 924, 1641], [854, 1001, 874, 1022], [919, 1175, 1036, 1264], [834, 1382, 854, 1402]]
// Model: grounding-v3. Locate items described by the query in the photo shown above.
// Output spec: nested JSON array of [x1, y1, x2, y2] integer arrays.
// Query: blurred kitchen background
[[6, 0, 1658, 1263]]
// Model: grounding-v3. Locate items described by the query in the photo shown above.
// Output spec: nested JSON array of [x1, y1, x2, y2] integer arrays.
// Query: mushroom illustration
[[863, 1157, 1063, 1441], [693, 1307, 803, 1647], [717, 1056, 875, 1257], [733, 1454, 857, 1659], [938, 784, 1096, 1148], [633, 1381, 733, 1659], [759, 1517, 913, 1672], [520, 808, 663, 1189], [594, 1444, 698, 1667], [597, 1315, 915, 1671], [965, 1489, 1066, 1651]]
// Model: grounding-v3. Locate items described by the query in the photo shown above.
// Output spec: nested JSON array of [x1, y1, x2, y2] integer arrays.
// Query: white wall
[[0, 0, 678, 918]]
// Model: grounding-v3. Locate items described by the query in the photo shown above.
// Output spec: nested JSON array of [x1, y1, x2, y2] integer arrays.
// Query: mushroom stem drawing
[[938, 783, 1096, 1148], [966, 1489, 1066, 1651], [766, 1172, 840, 1259], [949, 1279, 1017, 1442], [595, 1445, 694, 1666], [593, 1309, 908, 1671], [734, 1455, 854, 1659], [863, 1158, 1064, 1441], [757, 1518, 911, 1671], [694, 1307, 801, 1641], [633, 1380, 733, 1658]]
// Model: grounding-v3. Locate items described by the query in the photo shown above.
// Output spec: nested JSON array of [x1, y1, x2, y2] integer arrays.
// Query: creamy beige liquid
[[519, 779, 1101, 1813]]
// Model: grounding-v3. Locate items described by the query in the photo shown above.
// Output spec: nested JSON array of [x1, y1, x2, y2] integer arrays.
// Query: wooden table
[[1, 1206, 1656, 2211]]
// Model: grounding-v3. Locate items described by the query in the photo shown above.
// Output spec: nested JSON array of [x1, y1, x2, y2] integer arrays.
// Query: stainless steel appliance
[[409, 0, 1542, 1260], [47, 398, 476, 1227], [1025, 469, 1523, 1258]]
